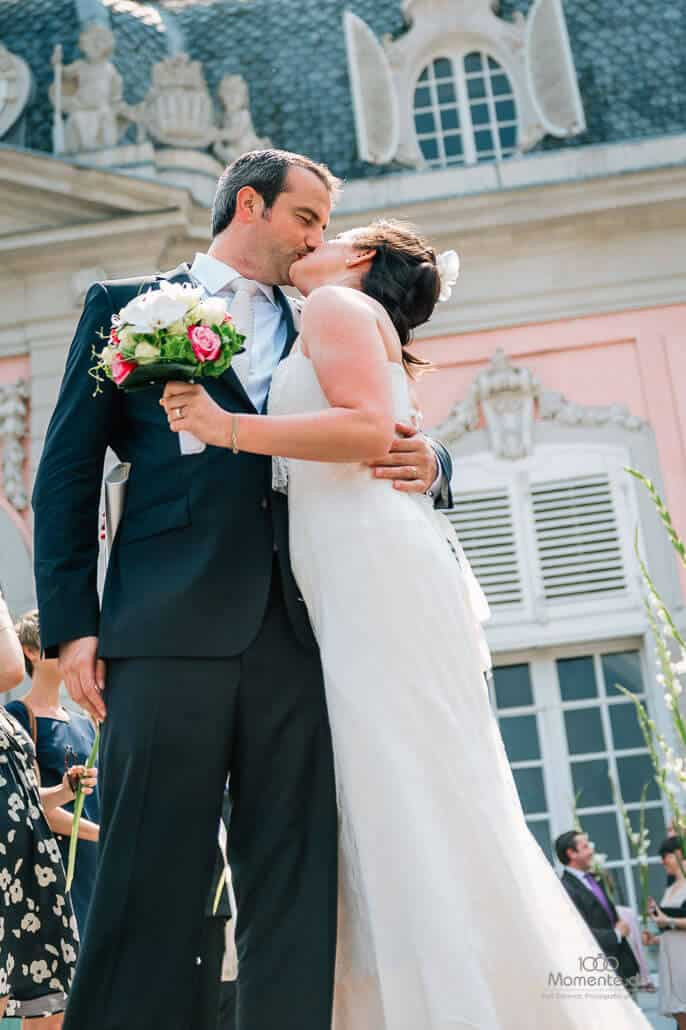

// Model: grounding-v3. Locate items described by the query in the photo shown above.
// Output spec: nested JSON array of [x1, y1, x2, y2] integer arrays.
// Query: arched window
[[413, 52, 517, 169]]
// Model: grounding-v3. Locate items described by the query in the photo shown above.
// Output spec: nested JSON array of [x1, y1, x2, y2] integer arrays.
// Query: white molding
[[335, 133, 686, 215], [0, 378, 29, 511]]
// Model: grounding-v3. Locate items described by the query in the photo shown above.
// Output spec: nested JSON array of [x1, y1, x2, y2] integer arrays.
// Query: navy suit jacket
[[33, 265, 453, 659]]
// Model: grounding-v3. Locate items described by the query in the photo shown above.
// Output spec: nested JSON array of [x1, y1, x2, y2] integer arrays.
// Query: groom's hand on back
[[367, 422, 438, 494], [58, 636, 107, 722]]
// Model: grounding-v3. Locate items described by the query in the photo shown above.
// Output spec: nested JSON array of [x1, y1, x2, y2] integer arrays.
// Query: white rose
[[159, 280, 204, 309], [197, 296, 228, 327], [134, 341, 161, 364], [117, 289, 188, 333]]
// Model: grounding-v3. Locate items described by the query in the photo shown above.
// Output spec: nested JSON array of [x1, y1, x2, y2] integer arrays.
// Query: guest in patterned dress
[[7, 610, 100, 933], [642, 837, 686, 1028], [1, 591, 97, 1025]]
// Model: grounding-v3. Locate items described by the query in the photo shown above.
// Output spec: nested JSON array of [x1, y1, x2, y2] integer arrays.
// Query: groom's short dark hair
[[555, 831, 582, 865], [211, 148, 341, 237]]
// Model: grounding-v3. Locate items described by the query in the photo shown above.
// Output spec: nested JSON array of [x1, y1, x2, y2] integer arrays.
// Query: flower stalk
[[65, 723, 100, 894]]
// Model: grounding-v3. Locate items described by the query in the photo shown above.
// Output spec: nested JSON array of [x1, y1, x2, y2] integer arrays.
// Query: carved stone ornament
[[213, 74, 271, 164], [136, 53, 216, 148], [50, 23, 134, 154], [435, 349, 644, 458], [0, 41, 33, 138], [0, 379, 29, 511]]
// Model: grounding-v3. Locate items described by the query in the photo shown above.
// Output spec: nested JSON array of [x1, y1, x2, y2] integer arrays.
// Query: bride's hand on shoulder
[[161, 381, 230, 448]]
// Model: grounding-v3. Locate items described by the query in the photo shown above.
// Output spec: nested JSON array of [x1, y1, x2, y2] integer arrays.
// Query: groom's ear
[[235, 185, 264, 223]]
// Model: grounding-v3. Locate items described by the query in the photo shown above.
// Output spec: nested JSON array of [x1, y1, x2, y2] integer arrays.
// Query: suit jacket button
[[260, 497, 268, 510]]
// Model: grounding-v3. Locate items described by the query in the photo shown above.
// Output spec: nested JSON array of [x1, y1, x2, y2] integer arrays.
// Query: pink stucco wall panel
[[414, 305, 686, 593]]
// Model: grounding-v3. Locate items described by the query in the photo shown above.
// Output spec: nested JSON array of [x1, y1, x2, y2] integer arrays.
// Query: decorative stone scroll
[[0, 379, 29, 511], [0, 41, 33, 138], [436, 348, 644, 458]]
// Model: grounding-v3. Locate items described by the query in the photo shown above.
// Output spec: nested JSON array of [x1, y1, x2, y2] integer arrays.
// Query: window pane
[[499, 125, 517, 150], [572, 758, 613, 806], [464, 52, 483, 74], [607, 865, 628, 906], [467, 76, 486, 100], [512, 766, 547, 814], [487, 55, 499, 71], [564, 707, 606, 755], [437, 82, 456, 104], [578, 811, 622, 860], [558, 656, 598, 701], [433, 57, 452, 79], [499, 714, 540, 762], [474, 129, 494, 153], [602, 651, 643, 697], [528, 819, 553, 862], [444, 135, 463, 158], [418, 67, 429, 82], [419, 138, 439, 162], [609, 701, 645, 750], [617, 755, 660, 802], [441, 108, 459, 131], [495, 99, 516, 122], [491, 73, 511, 96], [471, 103, 490, 126], [414, 112, 436, 135], [414, 85, 431, 109], [493, 664, 533, 709]]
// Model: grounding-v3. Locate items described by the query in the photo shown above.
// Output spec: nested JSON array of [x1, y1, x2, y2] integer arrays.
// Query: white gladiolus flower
[[158, 280, 204, 309], [665, 693, 675, 710], [117, 289, 188, 334], [134, 342, 161, 364]]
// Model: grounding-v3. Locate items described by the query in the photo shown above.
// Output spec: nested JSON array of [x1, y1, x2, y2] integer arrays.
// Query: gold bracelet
[[231, 413, 240, 455]]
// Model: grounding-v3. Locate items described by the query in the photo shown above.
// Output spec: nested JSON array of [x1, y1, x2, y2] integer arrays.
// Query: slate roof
[[1, 0, 685, 181]]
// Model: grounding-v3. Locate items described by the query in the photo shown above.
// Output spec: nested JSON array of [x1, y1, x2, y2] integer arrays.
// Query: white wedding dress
[[269, 346, 649, 1030]]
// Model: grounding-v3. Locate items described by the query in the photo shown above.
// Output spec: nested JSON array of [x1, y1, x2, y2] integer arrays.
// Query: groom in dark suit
[[33, 148, 453, 1030], [556, 830, 640, 987]]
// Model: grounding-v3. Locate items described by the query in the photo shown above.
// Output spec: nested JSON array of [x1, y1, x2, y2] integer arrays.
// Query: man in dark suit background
[[32, 148, 453, 1030], [556, 830, 640, 987]]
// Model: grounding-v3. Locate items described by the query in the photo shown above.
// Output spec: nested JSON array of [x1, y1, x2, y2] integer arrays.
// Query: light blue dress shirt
[[190, 251, 288, 412]]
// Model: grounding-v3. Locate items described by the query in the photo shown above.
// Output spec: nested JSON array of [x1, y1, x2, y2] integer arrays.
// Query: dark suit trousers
[[63, 563, 338, 1030]]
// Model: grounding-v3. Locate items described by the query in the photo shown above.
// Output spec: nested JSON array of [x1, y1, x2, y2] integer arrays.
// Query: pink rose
[[188, 324, 221, 363], [111, 351, 136, 386]]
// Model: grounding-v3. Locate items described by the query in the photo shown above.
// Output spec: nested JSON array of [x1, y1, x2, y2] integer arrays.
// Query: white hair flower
[[436, 249, 460, 302]]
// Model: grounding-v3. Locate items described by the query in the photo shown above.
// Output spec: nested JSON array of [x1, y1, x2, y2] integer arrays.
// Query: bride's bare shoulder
[[302, 284, 376, 319]]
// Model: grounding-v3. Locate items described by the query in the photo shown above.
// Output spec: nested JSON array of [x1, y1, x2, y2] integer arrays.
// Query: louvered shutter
[[525, 0, 586, 138], [343, 10, 399, 164], [531, 475, 626, 601], [447, 489, 524, 609]]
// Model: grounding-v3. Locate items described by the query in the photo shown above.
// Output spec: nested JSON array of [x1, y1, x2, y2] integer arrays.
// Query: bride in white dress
[[163, 221, 649, 1029]]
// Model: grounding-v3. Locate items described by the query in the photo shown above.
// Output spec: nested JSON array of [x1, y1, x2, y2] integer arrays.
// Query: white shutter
[[447, 489, 523, 609], [525, 0, 586, 138], [343, 10, 399, 164], [531, 475, 626, 601]]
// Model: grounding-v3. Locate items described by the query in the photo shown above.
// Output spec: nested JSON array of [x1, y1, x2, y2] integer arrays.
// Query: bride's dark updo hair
[[353, 219, 441, 371]]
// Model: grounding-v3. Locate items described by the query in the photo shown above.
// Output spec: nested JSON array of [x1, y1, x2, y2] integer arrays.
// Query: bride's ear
[[345, 249, 376, 268]]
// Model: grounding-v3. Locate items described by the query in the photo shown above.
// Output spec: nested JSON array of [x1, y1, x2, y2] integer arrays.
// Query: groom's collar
[[189, 251, 277, 307]]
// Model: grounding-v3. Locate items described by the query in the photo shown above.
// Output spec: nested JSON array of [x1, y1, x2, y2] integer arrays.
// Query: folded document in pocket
[[104, 462, 130, 559]]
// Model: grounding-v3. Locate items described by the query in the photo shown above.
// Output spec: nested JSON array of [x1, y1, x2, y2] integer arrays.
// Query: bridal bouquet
[[90, 281, 245, 453]]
